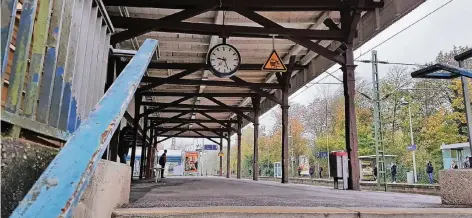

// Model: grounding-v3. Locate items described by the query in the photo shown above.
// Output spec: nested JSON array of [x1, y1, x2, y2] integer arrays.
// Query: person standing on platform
[[426, 161, 434, 184], [391, 162, 397, 183], [463, 156, 470, 168], [373, 166, 378, 181], [118, 125, 133, 164], [159, 150, 168, 178]]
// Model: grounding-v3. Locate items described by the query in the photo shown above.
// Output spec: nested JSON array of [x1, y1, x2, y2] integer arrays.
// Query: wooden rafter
[[111, 6, 216, 44], [137, 68, 201, 92], [103, 0, 384, 11], [141, 77, 283, 89], [234, 8, 345, 65], [110, 18, 344, 41]]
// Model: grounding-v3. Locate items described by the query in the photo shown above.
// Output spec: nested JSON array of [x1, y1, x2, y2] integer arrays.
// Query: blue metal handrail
[[11, 39, 158, 218]]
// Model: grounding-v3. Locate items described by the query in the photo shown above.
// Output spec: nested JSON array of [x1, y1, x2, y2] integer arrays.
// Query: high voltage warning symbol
[[262, 50, 287, 72]]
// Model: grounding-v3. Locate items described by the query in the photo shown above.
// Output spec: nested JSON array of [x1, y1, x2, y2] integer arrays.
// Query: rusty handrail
[[11, 39, 158, 218]]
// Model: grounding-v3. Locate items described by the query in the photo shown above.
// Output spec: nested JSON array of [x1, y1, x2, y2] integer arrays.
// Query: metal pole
[[290, 139, 294, 178], [458, 60, 472, 167], [408, 104, 417, 183], [326, 102, 331, 178]]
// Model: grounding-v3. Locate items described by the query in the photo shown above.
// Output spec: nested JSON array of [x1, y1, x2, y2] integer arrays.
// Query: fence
[[1, 0, 114, 141], [10, 39, 158, 218]]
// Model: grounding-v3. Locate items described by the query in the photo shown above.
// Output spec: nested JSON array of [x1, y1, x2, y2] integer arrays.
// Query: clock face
[[207, 44, 241, 78]]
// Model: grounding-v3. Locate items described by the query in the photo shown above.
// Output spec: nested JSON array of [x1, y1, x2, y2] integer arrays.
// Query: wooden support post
[[281, 94, 289, 183], [237, 116, 242, 179], [226, 131, 231, 178], [147, 128, 154, 177], [140, 115, 148, 179], [109, 124, 120, 162], [219, 137, 223, 176], [252, 96, 261, 181], [281, 56, 295, 183], [130, 94, 142, 179], [342, 43, 360, 190]]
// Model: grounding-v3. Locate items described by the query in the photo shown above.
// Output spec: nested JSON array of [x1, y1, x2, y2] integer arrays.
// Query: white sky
[[163, 0, 472, 148]]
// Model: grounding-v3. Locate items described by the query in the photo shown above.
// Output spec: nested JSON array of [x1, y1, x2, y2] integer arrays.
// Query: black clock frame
[[206, 43, 241, 78]]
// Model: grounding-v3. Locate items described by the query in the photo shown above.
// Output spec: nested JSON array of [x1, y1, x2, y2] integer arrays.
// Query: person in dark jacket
[[426, 161, 434, 184], [118, 125, 134, 164], [373, 166, 378, 181], [319, 166, 323, 178], [309, 167, 314, 179], [391, 163, 397, 183], [159, 150, 167, 178]]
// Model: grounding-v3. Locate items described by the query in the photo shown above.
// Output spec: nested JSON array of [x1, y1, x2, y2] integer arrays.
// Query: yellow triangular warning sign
[[262, 50, 287, 72]]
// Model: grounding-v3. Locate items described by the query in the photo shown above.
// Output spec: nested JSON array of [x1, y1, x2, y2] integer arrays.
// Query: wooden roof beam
[[110, 19, 344, 41], [103, 0, 384, 11], [140, 102, 254, 112], [140, 77, 283, 89], [140, 62, 306, 71], [141, 92, 258, 98], [148, 118, 238, 124]]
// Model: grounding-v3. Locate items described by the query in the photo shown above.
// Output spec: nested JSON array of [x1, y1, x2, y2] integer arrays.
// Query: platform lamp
[[411, 58, 472, 168]]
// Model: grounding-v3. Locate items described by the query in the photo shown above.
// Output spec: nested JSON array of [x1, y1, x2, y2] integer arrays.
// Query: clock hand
[[224, 60, 229, 69], [217, 58, 225, 61]]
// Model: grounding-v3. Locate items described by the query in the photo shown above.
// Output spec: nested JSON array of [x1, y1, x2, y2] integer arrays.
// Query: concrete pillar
[[237, 116, 242, 179], [253, 96, 261, 181], [342, 44, 360, 190]]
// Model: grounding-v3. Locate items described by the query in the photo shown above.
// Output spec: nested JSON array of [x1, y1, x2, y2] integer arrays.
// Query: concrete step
[[112, 206, 472, 218]]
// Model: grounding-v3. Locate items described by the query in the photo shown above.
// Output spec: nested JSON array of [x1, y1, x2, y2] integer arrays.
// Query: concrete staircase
[[112, 207, 472, 218]]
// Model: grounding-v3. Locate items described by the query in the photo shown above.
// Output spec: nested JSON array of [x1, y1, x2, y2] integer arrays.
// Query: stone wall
[[1, 138, 58, 218], [72, 160, 131, 218], [439, 169, 472, 205]]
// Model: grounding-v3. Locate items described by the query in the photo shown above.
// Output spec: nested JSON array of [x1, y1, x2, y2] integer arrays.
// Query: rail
[[10, 39, 158, 218]]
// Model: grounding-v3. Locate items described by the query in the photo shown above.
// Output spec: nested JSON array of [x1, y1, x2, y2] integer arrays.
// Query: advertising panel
[[184, 151, 199, 174]]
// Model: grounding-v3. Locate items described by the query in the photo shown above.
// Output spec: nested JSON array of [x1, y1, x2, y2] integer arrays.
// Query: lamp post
[[400, 98, 417, 183]]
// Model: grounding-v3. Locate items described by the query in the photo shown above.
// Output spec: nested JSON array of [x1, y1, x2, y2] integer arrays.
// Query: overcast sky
[[162, 0, 472, 149]]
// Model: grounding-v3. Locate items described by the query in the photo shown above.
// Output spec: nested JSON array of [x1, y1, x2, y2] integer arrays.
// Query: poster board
[[184, 151, 199, 176]]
